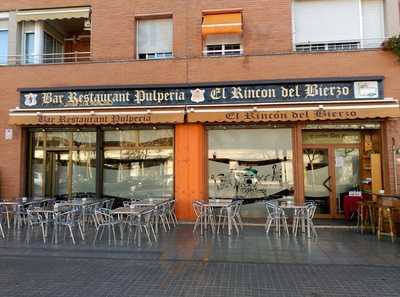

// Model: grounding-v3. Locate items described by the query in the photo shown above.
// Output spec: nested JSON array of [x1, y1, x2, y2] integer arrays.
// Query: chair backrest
[[57, 208, 80, 224], [141, 209, 155, 224], [306, 204, 317, 219], [265, 201, 280, 217], [192, 201, 203, 217], [94, 208, 114, 225], [26, 209, 44, 224]]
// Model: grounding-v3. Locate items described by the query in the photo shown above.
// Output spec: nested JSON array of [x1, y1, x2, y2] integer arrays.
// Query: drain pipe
[[393, 138, 397, 193]]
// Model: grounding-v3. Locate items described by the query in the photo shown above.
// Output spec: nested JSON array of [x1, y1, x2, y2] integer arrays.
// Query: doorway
[[45, 151, 70, 198], [303, 146, 360, 218]]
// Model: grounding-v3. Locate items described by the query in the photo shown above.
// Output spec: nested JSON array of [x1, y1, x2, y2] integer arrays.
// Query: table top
[[279, 204, 307, 209], [203, 200, 232, 207], [112, 207, 152, 215], [58, 199, 98, 206]]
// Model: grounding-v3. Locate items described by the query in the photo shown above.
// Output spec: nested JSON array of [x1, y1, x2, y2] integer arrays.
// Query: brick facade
[[0, 0, 399, 210]]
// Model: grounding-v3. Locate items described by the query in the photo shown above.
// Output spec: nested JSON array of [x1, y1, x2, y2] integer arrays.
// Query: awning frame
[[16, 7, 90, 22]]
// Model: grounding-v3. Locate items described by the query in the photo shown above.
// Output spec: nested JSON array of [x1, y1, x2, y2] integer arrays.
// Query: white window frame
[[0, 29, 8, 65], [203, 43, 243, 57]]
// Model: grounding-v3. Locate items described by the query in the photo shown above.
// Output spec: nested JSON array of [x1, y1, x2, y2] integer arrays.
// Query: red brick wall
[[0, 1, 399, 199]]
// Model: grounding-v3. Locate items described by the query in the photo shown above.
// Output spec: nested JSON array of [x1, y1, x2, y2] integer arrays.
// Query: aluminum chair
[[0, 217, 4, 238], [292, 202, 315, 235], [126, 208, 157, 244], [94, 208, 120, 242], [216, 200, 242, 235], [55, 209, 84, 245], [167, 200, 178, 227], [26, 208, 53, 243], [265, 201, 289, 236]]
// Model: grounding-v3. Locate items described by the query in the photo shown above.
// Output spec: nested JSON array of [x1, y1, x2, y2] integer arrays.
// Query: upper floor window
[[202, 12, 243, 57], [203, 34, 242, 56], [293, 0, 385, 52], [0, 14, 8, 65], [0, 30, 8, 65], [137, 18, 173, 60], [17, 7, 91, 64]]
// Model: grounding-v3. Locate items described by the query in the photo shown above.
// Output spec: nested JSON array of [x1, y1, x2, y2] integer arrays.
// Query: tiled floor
[[0, 224, 399, 296]]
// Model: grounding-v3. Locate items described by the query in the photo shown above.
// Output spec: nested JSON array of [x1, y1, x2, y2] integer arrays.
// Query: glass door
[[303, 147, 360, 218], [45, 151, 70, 198], [335, 148, 360, 216], [303, 148, 332, 215]]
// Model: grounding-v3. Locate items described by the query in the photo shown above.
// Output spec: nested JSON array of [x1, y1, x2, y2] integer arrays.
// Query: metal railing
[[295, 38, 386, 53], [0, 51, 91, 66], [203, 48, 243, 57]]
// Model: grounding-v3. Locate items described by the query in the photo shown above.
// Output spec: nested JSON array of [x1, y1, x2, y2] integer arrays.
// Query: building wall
[[0, 0, 399, 205]]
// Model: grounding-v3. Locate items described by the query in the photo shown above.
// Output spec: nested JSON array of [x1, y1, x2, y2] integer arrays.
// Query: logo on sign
[[190, 88, 205, 103], [24, 93, 38, 107], [354, 81, 379, 99]]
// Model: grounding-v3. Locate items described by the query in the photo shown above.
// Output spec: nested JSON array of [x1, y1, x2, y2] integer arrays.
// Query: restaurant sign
[[19, 79, 383, 109]]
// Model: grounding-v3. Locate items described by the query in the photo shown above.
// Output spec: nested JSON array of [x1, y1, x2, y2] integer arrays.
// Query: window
[[103, 129, 174, 199], [208, 127, 293, 218], [137, 18, 173, 60], [43, 32, 63, 63], [203, 34, 242, 57], [0, 30, 8, 64], [205, 44, 241, 56], [294, 0, 385, 52], [24, 32, 35, 64]]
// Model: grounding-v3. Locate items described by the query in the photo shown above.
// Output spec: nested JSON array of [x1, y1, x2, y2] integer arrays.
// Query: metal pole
[[392, 138, 398, 193]]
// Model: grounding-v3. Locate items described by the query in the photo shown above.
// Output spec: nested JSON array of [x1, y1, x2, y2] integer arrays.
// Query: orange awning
[[8, 108, 185, 126], [187, 100, 400, 123], [202, 13, 242, 36]]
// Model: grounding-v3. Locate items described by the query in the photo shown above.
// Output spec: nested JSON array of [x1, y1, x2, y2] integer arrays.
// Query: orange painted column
[[174, 123, 207, 220]]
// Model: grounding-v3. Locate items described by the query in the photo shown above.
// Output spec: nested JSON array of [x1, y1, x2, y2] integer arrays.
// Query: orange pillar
[[175, 123, 207, 220]]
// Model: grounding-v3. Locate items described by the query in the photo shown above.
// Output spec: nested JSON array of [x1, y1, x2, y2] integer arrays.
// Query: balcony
[[0, 7, 91, 66], [295, 38, 386, 53]]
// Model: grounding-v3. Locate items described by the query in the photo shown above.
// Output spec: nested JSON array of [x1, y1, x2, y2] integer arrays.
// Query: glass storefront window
[[103, 129, 174, 200], [138, 129, 174, 147], [208, 127, 294, 218], [33, 132, 45, 148], [71, 150, 96, 195], [104, 130, 138, 147], [46, 132, 71, 148], [32, 150, 44, 196], [73, 132, 96, 148]]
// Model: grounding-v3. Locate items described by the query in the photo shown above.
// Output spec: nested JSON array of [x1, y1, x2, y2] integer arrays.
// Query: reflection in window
[[32, 150, 44, 196], [71, 150, 96, 195], [208, 128, 294, 218], [103, 129, 174, 200], [33, 132, 45, 148], [104, 130, 138, 147], [46, 132, 70, 147], [73, 132, 96, 148]]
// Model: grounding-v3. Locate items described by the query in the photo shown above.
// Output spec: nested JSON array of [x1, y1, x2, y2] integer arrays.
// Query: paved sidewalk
[[1, 256, 400, 297], [0, 225, 399, 296]]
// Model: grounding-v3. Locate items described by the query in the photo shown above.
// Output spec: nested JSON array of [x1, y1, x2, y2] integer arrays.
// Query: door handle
[[323, 176, 332, 192]]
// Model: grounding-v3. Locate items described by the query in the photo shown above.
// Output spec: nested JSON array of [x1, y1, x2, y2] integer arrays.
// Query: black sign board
[[19, 78, 384, 109]]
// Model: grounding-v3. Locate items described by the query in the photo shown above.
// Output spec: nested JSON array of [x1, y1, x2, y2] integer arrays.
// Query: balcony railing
[[295, 38, 386, 53], [0, 52, 91, 65], [203, 48, 243, 57]]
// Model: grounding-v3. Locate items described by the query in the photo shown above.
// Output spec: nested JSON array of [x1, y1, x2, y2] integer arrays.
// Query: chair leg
[[0, 223, 4, 238], [78, 223, 85, 240], [69, 226, 76, 245], [40, 223, 46, 244]]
